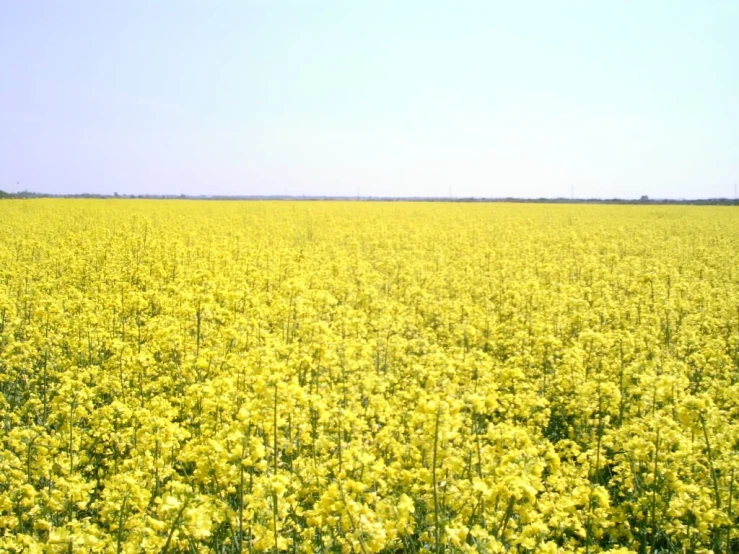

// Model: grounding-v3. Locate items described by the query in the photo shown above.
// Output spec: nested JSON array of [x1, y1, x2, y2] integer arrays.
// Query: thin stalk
[[238, 428, 250, 553], [117, 495, 129, 554], [650, 429, 660, 549], [726, 467, 734, 554], [494, 496, 515, 540], [337, 482, 369, 554], [700, 415, 721, 510], [272, 490, 279, 553], [432, 405, 442, 554], [161, 497, 191, 554], [273, 383, 279, 552], [195, 304, 202, 360]]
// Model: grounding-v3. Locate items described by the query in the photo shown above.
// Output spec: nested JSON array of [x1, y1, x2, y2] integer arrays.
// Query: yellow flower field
[[0, 200, 737, 553]]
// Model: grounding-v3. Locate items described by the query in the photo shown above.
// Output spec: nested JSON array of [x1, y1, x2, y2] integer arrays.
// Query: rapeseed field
[[0, 200, 737, 553]]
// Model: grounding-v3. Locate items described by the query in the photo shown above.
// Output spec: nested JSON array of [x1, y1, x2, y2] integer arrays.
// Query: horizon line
[[1, 190, 738, 205]]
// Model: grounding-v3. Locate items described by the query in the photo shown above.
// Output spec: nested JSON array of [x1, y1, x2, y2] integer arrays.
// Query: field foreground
[[0, 200, 738, 553]]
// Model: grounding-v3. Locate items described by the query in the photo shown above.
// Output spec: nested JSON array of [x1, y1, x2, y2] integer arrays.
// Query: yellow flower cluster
[[0, 200, 737, 553]]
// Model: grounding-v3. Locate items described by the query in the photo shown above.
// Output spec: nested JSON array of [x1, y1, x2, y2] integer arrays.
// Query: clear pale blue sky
[[1, 1, 737, 198]]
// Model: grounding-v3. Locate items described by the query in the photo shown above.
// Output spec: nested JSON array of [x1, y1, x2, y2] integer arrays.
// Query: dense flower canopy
[[0, 200, 737, 553]]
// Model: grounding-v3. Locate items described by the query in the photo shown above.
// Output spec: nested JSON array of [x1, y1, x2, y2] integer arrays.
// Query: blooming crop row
[[0, 200, 737, 553]]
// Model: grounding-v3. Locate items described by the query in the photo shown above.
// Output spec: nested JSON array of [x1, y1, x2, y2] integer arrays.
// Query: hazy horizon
[[2, 1, 737, 199]]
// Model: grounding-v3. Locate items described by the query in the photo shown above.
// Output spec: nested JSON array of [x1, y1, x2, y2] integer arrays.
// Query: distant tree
[[0, 190, 10, 198], [640, 195, 649, 202]]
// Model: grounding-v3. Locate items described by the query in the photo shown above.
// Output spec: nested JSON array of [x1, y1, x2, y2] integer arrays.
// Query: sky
[[1, 1, 737, 199]]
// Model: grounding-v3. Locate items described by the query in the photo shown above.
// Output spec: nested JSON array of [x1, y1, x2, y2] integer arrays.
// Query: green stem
[[726, 467, 734, 554], [432, 405, 442, 554], [338, 481, 369, 554], [700, 415, 721, 510], [117, 495, 129, 554], [273, 383, 279, 552], [650, 429, 660, 549], [161, 496, 191, 554]]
